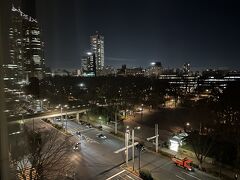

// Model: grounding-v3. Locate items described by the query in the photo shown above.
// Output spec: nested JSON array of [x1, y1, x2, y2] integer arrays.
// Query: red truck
[[172, 156, 193, 171]]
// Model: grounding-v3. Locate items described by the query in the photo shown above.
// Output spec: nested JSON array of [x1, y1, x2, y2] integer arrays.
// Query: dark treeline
[[35, 76, 172, 107]]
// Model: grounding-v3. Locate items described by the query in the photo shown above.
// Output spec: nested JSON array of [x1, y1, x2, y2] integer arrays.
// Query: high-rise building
[[8, 4, 45, 84], [81, 52, 96, 77], [90, 31, 104, 71]]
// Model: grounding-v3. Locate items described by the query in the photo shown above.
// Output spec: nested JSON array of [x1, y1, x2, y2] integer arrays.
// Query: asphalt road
[[54, 119, 217, 180], [10, 115, 218, 180]]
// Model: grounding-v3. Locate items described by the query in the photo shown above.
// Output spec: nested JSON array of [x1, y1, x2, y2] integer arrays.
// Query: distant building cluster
[[70, 60, 240, 94]]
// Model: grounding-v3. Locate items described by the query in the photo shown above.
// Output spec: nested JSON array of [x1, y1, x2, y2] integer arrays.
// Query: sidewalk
[[160, 147, 235, 180]]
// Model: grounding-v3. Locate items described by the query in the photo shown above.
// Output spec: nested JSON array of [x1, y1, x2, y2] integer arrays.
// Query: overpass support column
[[76, 113, 79, 122]]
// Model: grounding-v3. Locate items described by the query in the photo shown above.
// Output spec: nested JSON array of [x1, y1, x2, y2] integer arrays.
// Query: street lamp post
[[20, 114, 24, 131], [141, 104, 143, 121], [132, 129, 135, 171], [60, 105, 63, 127], [125, 131, 129, 166], [65, 112, 68, 132], [155, 124, 158, 153], [185, 122, 191, 133], [115, 112, 118, 134]]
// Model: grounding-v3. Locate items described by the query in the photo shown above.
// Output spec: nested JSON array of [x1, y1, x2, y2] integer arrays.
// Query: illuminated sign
[[12, 5, 38, 23]]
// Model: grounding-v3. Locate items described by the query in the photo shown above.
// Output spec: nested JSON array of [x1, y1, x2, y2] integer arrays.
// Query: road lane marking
[[126, 174, 134, 179], [106, 170, 126, 180], [181, 171, 201, 180], [119, 173, 130, 180], [79, 128, 94, 133], [176, 175, 186, 180]]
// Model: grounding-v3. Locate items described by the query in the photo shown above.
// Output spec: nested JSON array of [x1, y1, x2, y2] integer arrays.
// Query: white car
[[96, 133, 107, 139], [73, 142, 81, 150]]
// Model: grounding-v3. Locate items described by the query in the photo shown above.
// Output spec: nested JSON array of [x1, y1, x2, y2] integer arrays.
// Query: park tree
[[215, 82, 240, 175], [10, 129, 72, 180], [184, 131, 214, 169]]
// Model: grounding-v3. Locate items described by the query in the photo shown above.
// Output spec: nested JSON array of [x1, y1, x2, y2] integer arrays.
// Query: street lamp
[[141, 104, 144, 121], [184, 122, 191, 133], [60, 105, 63, 127], [65, 112, 68, 132]]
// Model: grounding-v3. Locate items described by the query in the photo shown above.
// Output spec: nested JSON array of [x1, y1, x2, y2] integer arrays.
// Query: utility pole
[[146, 124, 159, 153], [66, 112, 68, 132], [125, 132, 129, 166], [61, 106, 63, 127], [132, 129, 135, 171], [139, 147, 141, 170], [20, 114, 24, 131], [114, 112, 117, 134], [155, 124, 159, 153]]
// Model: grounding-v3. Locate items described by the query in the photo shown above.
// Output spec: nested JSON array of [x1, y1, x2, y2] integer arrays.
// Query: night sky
[[35, 0, 240, 70]]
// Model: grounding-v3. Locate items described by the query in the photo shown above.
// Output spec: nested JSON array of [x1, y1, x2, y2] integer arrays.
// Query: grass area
[[181, 144, 193, 151]]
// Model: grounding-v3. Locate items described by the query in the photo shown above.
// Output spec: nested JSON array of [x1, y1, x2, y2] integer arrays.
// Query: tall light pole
[[20, 114, 24, 131], [141, 104, 143, 121], [132, 129, 135, 171], [115, 112, 118, 134], [155, 124, 159, 153], [146, 124, 159, 153], [65, 112, 68, 132], [125, 131, 129, 166], [60, 105, 63, 127]]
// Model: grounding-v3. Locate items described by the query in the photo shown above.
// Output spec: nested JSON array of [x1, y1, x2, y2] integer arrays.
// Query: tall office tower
[[90, 31, 104, 72], [8, 4, 45, 84], [81, 52, 96, 77]]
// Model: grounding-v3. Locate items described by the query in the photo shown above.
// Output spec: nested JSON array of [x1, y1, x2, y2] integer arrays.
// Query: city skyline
[[1, 1, 240, 179], [35, 0, 240, 70]]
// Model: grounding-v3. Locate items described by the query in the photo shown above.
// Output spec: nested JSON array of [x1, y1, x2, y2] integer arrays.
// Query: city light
[[2, 1, 240, 179]]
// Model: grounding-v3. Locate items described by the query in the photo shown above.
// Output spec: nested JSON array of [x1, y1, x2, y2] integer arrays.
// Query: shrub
[[139, 169, 154, 180]]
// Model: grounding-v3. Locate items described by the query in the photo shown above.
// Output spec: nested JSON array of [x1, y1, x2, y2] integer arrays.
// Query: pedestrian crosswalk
[[53, 120, 100, 144], [106, 170, 142, 180]]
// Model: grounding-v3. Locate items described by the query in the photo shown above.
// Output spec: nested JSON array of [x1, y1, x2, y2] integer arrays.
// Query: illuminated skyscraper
[[90, 31, 104, 71], [8, 4, 45, 83]]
